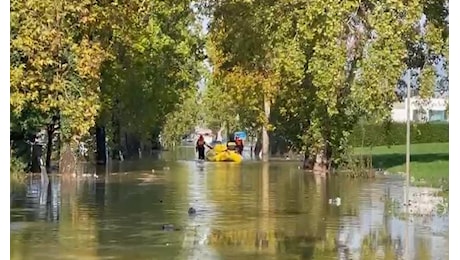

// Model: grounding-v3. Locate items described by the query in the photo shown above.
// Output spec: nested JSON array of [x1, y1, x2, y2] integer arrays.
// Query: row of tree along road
[[11, 0, 448, 177]]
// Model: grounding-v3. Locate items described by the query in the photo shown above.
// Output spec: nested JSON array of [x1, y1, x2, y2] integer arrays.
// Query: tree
[[204, 0, 432, 174], [205, 0, 305, 161], [399, 0, 448, 99], [98, 0, 204, 159], [160, 89, 201, 149], [201, 75, 240, 134], [11, 0, 109, 173], [11, 0, 204, 173]]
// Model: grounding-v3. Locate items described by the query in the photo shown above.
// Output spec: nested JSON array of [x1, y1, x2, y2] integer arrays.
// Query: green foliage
[[201, 76, 239, 132], [355, 142, 449, 189], [419, 64, 437, 99], [204, 0, 305, 134], [161, 90, 200, 148], [10, 0, 109, 143], [98, 0, 204, 149], [404, 0, 448, 95], [11, 0, 448, 170], [349, 122, 449, 147], [11, 155, 27, 185], [11, 0, 204, 162], [204, 0, 448, 167]]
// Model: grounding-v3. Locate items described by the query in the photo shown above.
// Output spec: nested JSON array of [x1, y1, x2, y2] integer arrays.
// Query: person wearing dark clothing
[[196, 135, 206, 160], [226, 138, 237, 151], [235, 136, 244, 155]]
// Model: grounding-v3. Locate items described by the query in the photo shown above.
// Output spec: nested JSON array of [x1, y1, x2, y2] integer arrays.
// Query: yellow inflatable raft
[[205, 144, 243, 163]]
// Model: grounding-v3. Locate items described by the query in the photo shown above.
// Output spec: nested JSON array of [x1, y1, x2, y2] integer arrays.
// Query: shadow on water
[[10, 147, 448, 260]]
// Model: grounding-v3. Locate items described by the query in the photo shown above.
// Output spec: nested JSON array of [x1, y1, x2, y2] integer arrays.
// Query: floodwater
[[10, 149, 449, 260]]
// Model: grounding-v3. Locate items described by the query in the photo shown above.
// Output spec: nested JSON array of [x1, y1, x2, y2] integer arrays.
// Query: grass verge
[[354, 142, 449, 189]]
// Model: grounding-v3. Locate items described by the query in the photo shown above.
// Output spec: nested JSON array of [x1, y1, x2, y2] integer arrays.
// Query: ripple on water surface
[[10, 158, 448, 260]]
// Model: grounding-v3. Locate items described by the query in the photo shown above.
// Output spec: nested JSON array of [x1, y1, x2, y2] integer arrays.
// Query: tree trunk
[[31, 143, 43, 173], [303, 141, 332, 177], [58, 111, 77, 175], [312, 143, 332, 176], [261, 94, 270, 162], [261, 125, 269, 161], [111, 110, 122, 160], [308, 117, 333, 176], [253, 130, 262, 158], [45, 125, 54, 173], [225, 121, 230, 141], [59, 141, 77, 175], [303, 149, 315, 171], [138, 139, 143, 159], [124, 132, 130, 158], [313, 151, 328, 175], [56, 121, 62, 171], [96, 126, 107, 165]]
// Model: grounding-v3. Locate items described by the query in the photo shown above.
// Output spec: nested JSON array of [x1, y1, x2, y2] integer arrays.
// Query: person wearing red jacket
[[196, 135, 206, 160], [235, 136, 244, 155]]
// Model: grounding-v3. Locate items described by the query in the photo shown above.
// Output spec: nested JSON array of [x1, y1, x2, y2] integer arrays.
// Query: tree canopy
[[11, 0, 204, 170], [201, 0, 449, 172], [10, 0, 448, 174]]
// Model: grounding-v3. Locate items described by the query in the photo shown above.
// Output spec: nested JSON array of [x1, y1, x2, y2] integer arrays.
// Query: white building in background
[[194, 127, 214, 144], [391, 97, 448, 122]]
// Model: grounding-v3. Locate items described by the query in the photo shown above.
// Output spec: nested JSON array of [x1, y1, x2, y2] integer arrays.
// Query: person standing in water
[[235, 136, 244, 155], [226, 135, 237, 152], [196, 135, 206, 160]]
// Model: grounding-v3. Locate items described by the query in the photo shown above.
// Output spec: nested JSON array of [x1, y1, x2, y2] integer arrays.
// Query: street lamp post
[[404, 69, 412, 260], [405, 69, 411, 204]]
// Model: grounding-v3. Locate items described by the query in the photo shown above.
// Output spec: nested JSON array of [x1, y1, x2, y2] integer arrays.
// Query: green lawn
[[354, 142, 449, 188]]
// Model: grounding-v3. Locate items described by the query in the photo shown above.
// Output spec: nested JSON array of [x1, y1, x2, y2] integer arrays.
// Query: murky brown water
[[10, 149, 448, 260]]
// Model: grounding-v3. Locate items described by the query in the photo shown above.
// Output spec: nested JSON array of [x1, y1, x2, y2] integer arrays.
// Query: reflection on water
[[11, 150, 448, 260]]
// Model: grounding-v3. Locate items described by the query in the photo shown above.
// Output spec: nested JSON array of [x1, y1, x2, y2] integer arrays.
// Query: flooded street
[[10, 150, 448, 260]]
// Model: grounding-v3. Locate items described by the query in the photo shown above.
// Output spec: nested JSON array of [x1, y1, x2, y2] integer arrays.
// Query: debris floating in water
[[329, 197, 341, 206], [162, 224, 181, 231], [162, 224, 175, 231], [188, 207, 196, 215]]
